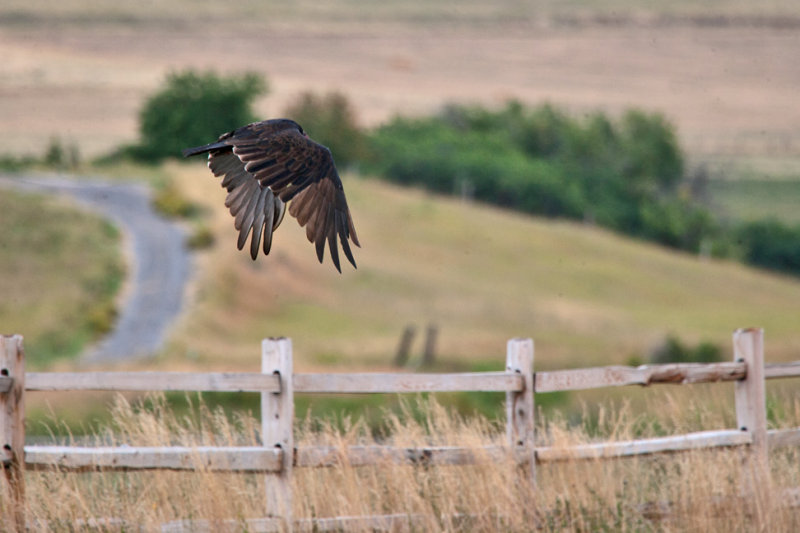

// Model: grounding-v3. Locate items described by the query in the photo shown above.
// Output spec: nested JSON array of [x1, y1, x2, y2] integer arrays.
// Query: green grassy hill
[[0, 185, 124, 367], [165, 164, 800, 375]]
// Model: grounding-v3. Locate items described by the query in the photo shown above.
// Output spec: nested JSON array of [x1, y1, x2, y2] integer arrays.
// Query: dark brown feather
[[184, 118, 359, 271]]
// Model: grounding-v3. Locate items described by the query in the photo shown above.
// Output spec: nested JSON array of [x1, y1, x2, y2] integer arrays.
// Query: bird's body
[[183, 119, 359, 272]]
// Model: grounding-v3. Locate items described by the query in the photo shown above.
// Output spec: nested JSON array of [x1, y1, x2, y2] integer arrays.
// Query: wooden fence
[[1, 327, 800, 531]]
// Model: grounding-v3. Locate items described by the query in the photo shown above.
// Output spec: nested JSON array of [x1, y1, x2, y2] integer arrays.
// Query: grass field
[[709, 178, 800, 224], [0, 185, 124, 367]]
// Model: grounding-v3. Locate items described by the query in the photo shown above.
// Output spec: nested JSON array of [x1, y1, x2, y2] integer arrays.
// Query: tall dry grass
[[4, 392, 800, 532]]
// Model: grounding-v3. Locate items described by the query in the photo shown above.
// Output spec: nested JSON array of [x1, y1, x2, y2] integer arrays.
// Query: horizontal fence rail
[[24, 371, 523, 393], [764, 361, 800, 379], [297, 445, 518, 469], [293, 371, 524, 393], [25, 445, 284, 473], [535, 361, 747, 392], [20, 360, 800, 395], [20, 429, 800, 473], [536, 429, 752, 462], [767, 427, 800, 450], [2, 328, 800, 532], [26, 372, 282, 393]]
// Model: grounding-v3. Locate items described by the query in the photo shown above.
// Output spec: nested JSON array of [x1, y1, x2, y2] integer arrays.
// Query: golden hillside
[[162, 163, 800, 373]]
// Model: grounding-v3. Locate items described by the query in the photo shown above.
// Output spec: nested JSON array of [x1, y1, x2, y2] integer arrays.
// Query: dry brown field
[[2, 1, 800, 161]]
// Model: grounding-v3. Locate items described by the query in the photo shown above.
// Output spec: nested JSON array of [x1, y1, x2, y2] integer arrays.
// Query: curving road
[[0, 174, 192, 363]]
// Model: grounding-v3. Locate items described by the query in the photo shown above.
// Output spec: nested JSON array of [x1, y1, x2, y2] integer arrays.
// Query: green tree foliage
[[619, 110, 684, 192], [44, 136, 81, 170], [735, 219, 800, 275], [367, 101, 714, 253], [130, 70, 267, 162], [283, 91, 366, 168]]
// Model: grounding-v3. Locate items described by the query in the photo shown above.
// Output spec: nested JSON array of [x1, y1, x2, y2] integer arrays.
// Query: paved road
[[0, 174, 192, 362]]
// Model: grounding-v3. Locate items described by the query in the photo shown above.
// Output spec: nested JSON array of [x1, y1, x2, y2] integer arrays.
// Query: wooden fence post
[[393, 325, 416, 367], [262, 338, 294, 531], [0, 335, 25, 533], [421, 323, 438, 367], [506, 338, 535, 485], [733, 328, 769, 502]]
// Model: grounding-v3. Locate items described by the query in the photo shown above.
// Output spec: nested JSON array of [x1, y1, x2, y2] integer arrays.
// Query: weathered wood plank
[[26, 372, 281, 392], [1, 334, 26, 533], [21, 362, 799, 396], [20, 425, 766, 473], [535, 361, 747, 393], [506, 338, 535, 486], [24, 445, 283, 472], [293, 372, 523, 393], [536, 429, 751, 462], [26, 371, 522, 394], [733, 327, 769, 507], [262, 338, 293, 528], [765, 362, 800, 380], [768, 428, 800, 450], [23, 361, 798, 396], [23, 444, 518, 473], [296, 445, 514, 468], [160, 513, 425, 532]]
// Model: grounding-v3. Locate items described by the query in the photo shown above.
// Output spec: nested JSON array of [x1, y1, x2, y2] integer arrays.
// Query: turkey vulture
[[182, 119, 359, 272]]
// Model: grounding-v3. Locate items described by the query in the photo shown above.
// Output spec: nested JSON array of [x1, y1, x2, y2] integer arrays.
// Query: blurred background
[[1, 0, 799, 432]]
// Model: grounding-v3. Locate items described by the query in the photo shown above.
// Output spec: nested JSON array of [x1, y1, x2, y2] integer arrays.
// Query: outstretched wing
[[225, 125, 360, 272], [208, 149, 287, 261], [202, 121, 360, 272]]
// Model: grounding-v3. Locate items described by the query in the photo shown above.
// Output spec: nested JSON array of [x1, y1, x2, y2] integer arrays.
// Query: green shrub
[[618, 109, 684, 192], [0, 154, 37, 172], [152, 181, 200, 218], [129, 70, 267, 162], [86, 301, 118, 336], [735, 219, 800, 275], [636, 197, 718, 252], [187, 223, 215, 250], [44, 136, 81, 170], [650, 335, 723, 364]]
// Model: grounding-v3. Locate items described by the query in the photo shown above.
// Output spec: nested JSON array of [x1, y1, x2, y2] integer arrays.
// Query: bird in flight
[[183, 119, 359, 272]]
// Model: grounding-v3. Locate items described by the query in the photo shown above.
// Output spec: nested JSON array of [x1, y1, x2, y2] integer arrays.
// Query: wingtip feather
[[315, 238, 325, 264]]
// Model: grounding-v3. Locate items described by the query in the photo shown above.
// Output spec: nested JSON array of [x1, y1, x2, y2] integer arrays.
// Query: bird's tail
[[182, 141, 229, 158]]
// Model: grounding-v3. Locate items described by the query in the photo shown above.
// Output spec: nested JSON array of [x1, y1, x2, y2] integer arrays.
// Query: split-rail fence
[[1, 327, 799, 531]]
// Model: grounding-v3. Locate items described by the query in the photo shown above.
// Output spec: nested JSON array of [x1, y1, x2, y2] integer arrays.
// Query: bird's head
[[280, 118, 307, 137]]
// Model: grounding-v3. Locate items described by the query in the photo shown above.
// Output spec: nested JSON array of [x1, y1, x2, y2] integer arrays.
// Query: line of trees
[[366, 101, 717, 254]]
